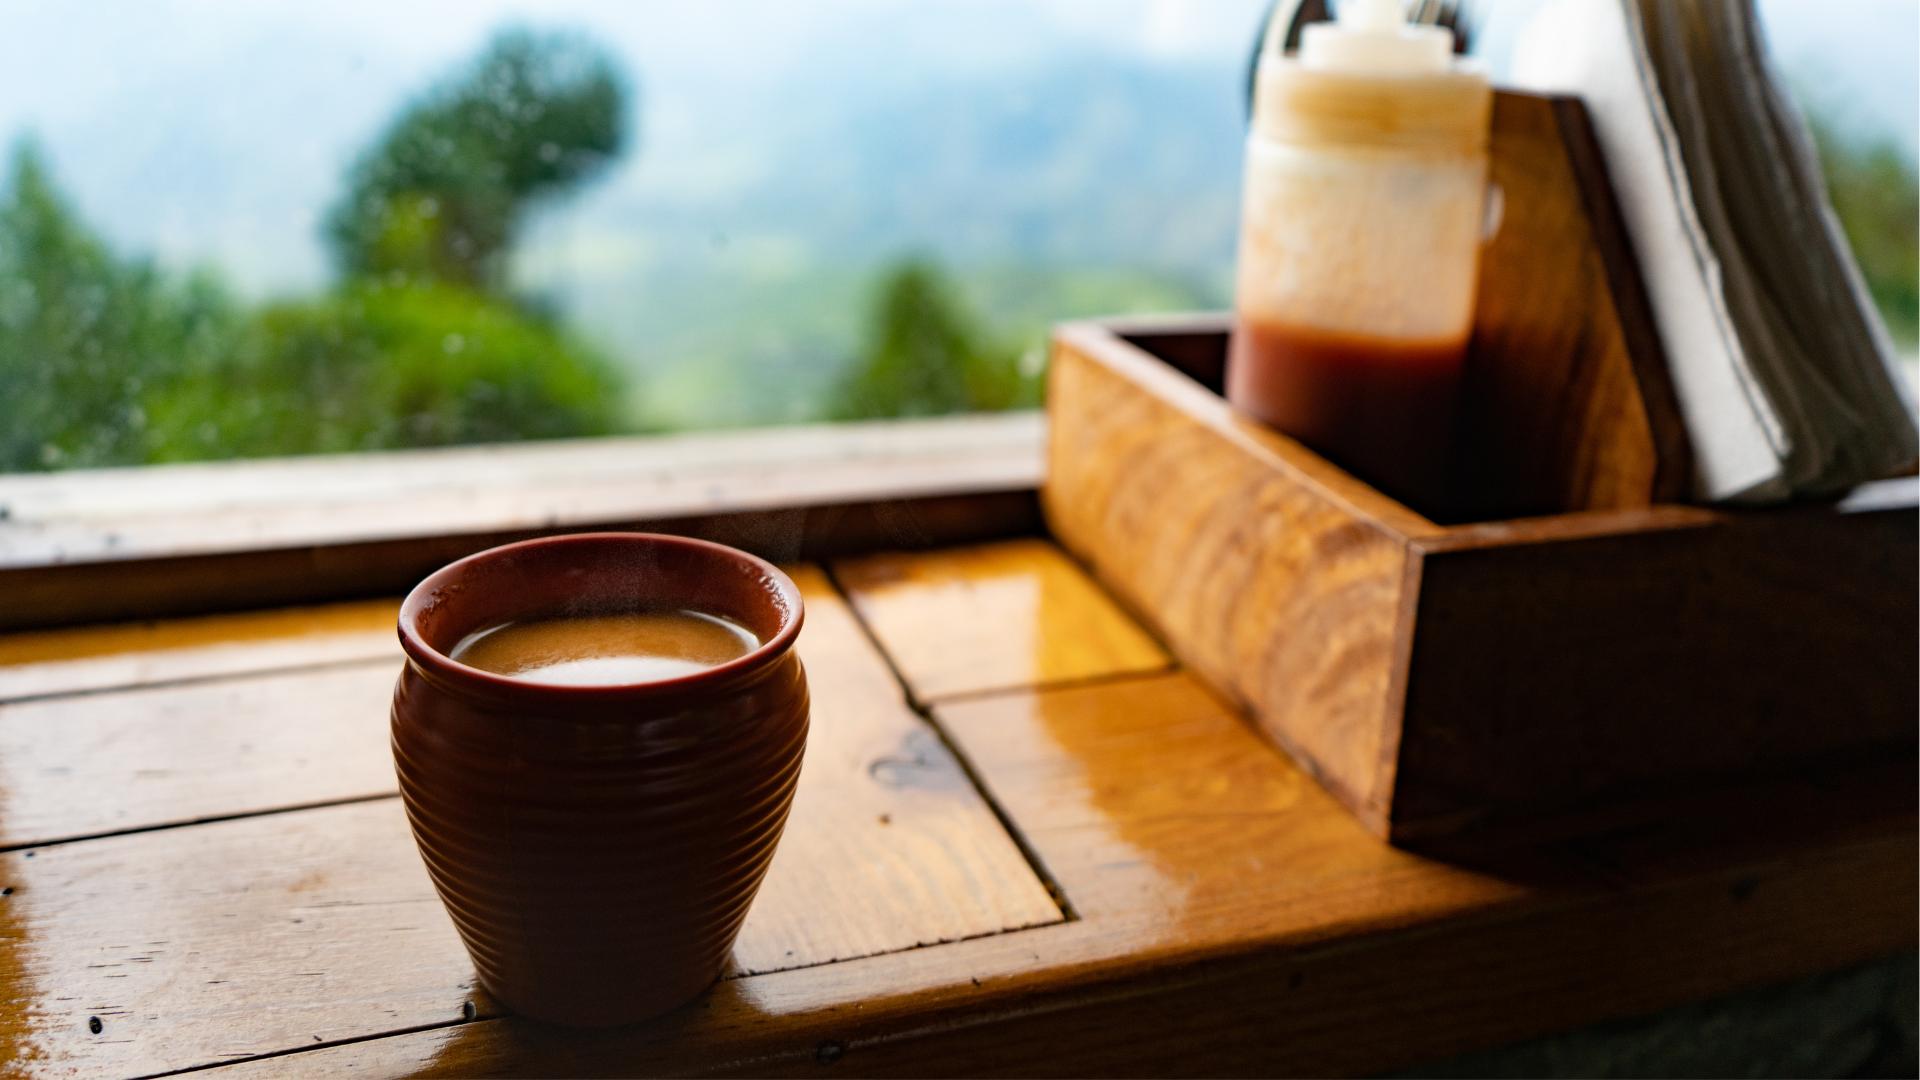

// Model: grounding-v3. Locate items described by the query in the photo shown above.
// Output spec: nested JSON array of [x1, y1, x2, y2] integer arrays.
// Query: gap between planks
[[821, 559, 1086, 924]]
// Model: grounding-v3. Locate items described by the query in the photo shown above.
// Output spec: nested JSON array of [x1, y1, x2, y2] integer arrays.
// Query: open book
[[1511, 0, 1918, 503]]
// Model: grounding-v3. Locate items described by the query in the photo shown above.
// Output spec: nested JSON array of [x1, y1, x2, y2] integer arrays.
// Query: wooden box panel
[[1400, 503, 1918, 839], [1045, 317, 1917, 842], [1046, 316, 1427, 834]]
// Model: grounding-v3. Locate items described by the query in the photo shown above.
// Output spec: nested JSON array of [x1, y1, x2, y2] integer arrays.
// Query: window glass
[[1, 0, 1911, 473]]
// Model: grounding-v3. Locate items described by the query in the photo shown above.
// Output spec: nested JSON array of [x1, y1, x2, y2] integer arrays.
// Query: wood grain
[[0, 565, 1060, 1077], [1451, 91, 1690, 519], [0, 661, 401, 848], [732, 565, 1060, 974], [186, 671, 1914, 1078], [1549, 95, 1693, 504], [0, 799, 475, 1079], [1045, 322, 1426, 834], [932, 672, 1533, 925], [832, 538, 1172, 703]]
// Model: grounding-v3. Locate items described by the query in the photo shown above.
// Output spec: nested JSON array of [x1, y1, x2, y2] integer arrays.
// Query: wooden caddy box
[[1044, 92, 1918, 843]]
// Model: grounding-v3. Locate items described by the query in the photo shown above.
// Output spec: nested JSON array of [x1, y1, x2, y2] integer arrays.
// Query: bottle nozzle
[[1300, 0, 1454, 75], [1340, 0, 1412, 33]]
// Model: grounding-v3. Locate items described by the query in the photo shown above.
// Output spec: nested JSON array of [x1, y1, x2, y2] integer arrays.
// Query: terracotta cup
[[392, 532, 808, 1028]]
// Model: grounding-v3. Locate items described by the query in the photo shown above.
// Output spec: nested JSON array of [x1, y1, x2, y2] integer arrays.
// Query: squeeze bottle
[[1227, 0, 1492, 512]]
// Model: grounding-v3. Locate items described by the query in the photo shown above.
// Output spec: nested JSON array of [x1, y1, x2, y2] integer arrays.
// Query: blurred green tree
[[327, 29, 627, 292], [832, 257, 1039, 420], [0, 26, 633, 473], [142, 279, 621, 459], [1813, 120, 1919, 349], [0, 141, 241, 471]]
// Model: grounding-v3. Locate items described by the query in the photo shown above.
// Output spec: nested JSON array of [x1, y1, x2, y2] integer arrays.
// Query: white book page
[[1511, 0, 1787, 502]]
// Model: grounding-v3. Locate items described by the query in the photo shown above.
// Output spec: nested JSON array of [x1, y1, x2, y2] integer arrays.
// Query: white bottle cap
[[1299, 0, 1454, 75]]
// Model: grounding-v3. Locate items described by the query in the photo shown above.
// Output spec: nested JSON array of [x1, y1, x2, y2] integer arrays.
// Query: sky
[[5, 0, 1909, 297], [0, 0, 1270, 296]]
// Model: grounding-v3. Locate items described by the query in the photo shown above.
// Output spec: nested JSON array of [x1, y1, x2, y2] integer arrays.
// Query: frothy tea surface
[[449, 610, 759, 686]]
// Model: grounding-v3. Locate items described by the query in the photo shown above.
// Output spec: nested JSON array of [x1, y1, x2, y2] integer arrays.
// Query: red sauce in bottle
[[1227, 315, 1464, 513]]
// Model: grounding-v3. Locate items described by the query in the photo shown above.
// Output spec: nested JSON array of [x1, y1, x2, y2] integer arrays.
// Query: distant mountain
[[516, 51, 1248, 427]]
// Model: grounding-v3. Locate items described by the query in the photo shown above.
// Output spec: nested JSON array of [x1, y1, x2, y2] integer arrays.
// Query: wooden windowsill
[[0, 412, 1046, 630]]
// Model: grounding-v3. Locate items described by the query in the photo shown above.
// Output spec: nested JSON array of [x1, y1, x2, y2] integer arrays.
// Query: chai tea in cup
[[449, 609, 760, 686]]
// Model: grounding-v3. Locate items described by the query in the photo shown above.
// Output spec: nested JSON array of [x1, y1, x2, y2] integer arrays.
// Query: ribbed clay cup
[[392, 533, 808, 1028]]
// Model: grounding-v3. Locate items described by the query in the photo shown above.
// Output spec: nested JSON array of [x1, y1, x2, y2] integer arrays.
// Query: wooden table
[[0, 529, 1912, 1078]]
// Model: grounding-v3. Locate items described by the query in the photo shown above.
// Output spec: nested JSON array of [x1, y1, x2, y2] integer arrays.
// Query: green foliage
[[1813, 119, 1919, 348], [143, 280, 623, 460], [832, 258, 1040, 420], [0, 141, 243, 471], [0, 27, 634, 473], [327, 28, 627, 290], [628, 261, 1211, 430]]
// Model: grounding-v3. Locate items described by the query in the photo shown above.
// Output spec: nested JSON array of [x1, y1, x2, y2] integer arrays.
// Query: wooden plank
[[0, 494, 1043, 635], [1549, 95, 1693, 505], [832, 538, 1172, 703], [0, 598, 399, 703], [932, 673, 1540, 924], [0, 662, 400, 848], [186, 671, 1914, 1078], [0, 415, 1045, 631], [0, 799, 471, 1079], [731, 566, 1060, 974], [1394, 499, 1920, 839], [718, 834, 1912, 1079], [1450, 91, 1690, 519], [1044, 326, 1423, 832], [0, 567, 1059, 1077], [0, 415, 1044, 566]]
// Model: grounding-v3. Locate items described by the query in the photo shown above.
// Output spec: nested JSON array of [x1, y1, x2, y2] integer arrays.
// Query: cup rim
[[397, 532, 804, 706]]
